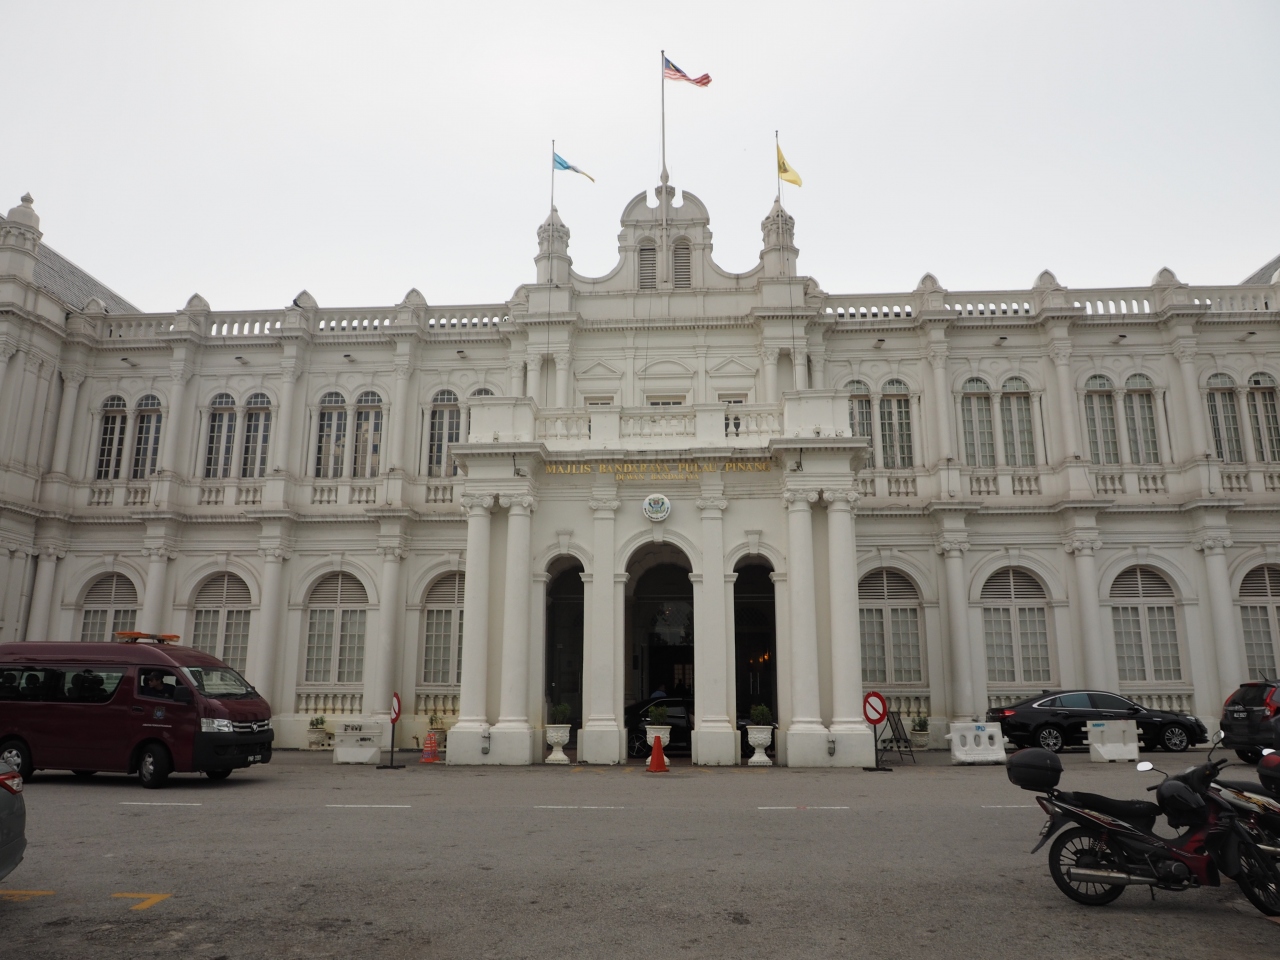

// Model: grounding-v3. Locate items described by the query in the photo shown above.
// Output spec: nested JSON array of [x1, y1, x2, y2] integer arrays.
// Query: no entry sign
[[863, 690, 888, 726], [390, 692, 401, 725]]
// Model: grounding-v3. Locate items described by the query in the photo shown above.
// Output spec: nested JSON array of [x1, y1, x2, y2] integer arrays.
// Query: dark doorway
[[545, 563, 584, 734], [632, 562, 694, 701], [734, 563, 777, 726]]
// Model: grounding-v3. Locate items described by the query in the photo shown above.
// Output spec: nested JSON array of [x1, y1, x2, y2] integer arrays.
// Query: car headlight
[[201, 718, 235, 733]]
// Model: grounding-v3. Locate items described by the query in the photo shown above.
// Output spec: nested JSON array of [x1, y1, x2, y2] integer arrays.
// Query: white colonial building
[[1, 183, 1278, 764]]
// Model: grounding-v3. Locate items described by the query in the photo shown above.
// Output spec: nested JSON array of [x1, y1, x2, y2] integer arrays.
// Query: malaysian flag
[[663, 57, 711, 87]]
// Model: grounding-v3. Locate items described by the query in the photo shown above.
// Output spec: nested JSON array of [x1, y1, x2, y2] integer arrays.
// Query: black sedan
[[987, 690, 1208, 753], [624, 696, 694, 757]]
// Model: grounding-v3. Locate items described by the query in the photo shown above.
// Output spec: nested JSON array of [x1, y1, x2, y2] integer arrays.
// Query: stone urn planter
[[545, 724, 572, 764], [645, 725, 672, 751], [306, 720, 328, 749], [746, 725, 774, 766], [910, 727, 931, 752]]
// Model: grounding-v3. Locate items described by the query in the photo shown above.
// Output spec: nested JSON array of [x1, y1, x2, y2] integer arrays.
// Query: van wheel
[[0, 739, 32, 780], [138, 744, 172, 789], [204, 769, 232, 781], [72, 770, 97, 778]]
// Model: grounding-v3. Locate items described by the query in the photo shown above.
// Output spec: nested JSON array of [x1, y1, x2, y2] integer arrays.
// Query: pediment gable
[[709, 356, 757, 376], [577, 359, 623, 379]]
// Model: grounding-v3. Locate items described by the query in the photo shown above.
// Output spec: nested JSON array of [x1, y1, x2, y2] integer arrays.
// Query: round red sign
[[863, 690, 887, 726], [391, 692, 402, 725]]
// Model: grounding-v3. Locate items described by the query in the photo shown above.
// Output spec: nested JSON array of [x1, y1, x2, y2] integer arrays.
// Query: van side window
[[62, 668, 125, 704], [137, 668, 179, 700], [0, 671, 20, 700], [16, 668, 62, 701]]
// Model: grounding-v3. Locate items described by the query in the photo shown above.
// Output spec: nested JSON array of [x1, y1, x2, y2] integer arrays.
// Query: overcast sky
[[4, 2, 1278, 313]]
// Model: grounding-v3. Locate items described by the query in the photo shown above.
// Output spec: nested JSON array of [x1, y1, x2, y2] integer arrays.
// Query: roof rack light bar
[[113, 632, 181, 644]]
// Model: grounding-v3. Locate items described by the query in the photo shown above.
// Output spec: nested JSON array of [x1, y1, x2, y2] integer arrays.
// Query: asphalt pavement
[[4, 748, 1277, 959]]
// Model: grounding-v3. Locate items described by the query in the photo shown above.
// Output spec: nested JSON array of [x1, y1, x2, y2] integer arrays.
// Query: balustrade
[[1011, 472, 1041, 496], [535, 410, 591, 441], [1136, 470, 1167, 495], [88, 485, 113, 507], [295, 691, 364, 715], [1127, 691, 1194, 713], [1220, 471, 1250, 494], [872, 692, 931, 718], [885, 473, 917, 497], [125, 483, 151, 507], [414, 691, 460, 718], [620, 409, 696, 439], [1094, 472, 1124, 496], [349, 484, 378, 504], [969, 474, 998, 497], [236, 484, 263, 505], [311, 483, 339, 505], [199, 484, 225, 506], [423, 480, 456, 504]]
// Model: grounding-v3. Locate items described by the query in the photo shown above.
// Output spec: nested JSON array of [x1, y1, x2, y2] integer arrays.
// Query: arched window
[[1124, 374, 1160, 464], [1110, 566, 1180, 682], [1247, 373, 1280, 463], [858, 570, 923, 684], [1083, 375, 1119, 465], [961, 378, 995, 467], [467, 388, 495, 437], [422, 573, 465, 685], [879, 379, 913, 468], [131, 395, 163, 480], [315, 391, 347, 479], [241, 393, 272, 479], [848, 381, 873, 467], [1205, 373, 1243, 463], [96, 396, 128, 481], [638, 242, 657, 290], [1001, 377, 1035, 466], [304, 573, 367, 684], [204, 393, 236, 479], [471, 388, 495, 398], [981, 569, 1051, 684], [427, 390, 460, 478], [80, 573, 138, 642], [192, 573, 252, 671], [672, 241, 691, 289], [1238, 565, 1280, 680], [352, 390, 383, 478]]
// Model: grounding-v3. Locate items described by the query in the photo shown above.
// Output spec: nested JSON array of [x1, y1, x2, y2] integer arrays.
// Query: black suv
[[987, 690, 1208, 753], [1221, 680, 1280, 763]]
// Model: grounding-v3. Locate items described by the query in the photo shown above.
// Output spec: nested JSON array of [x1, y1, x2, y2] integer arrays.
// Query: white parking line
[[325, 804, 411, 808], [757, 806, 850, 810], [534, 805, 625, 809], [119, 802, 202, 807]]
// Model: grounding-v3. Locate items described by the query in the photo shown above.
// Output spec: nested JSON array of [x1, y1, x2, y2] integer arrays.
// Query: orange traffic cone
[[647, 734, 668, 773]]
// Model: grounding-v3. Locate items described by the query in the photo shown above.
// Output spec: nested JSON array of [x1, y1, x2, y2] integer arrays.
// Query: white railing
[[948, 298, 1036, 317], [620, 409, 696, 439], [311, 483, 338, 505], [424, 480, 455, 504], [295, 691, 364, 715], [1136, 470, 1166, 494], [535, 410, 591, 441], [199, 484, 224, 505], [204, 314, 282, 337], [1267, 473, 1280, 493], [872, 692, 931, 717], [1221, 471, 1250, 494], [1094, 472, 1124, 495], [1126, 690, 1195, 713], [988, 691, 1046, 709], [1185, 287, 1275, 313], [88, 484, 113, 506], [854, 476, 875, 497], [349, 483, 378, 504], [724, 406, 780, 441], [99, 316, 176, 339], [1011, 472, 1041, 496], [885, 473, 917, 497], [414, 691, 460, 717], [315, 310, 397, 333], [236, 484, 262, 505], [824, 296, 916, 321], [125, 483, 150, 506], [969, 474, 998, 497]]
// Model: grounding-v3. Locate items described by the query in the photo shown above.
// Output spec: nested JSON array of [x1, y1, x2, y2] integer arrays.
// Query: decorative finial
[[20, 193, 33, 206]]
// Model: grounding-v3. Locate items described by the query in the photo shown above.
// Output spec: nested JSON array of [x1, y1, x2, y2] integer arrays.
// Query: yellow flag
[[777, 143, 802, 186]]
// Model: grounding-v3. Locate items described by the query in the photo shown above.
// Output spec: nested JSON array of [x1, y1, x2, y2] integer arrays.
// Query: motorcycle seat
[[1216, 779, 1265, 794], [1057, 791, 1161, 832]]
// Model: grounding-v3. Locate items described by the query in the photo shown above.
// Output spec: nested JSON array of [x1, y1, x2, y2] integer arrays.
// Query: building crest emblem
[[642, 494, 671, 522]]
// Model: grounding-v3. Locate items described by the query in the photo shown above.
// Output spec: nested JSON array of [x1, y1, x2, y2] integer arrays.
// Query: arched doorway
[[544, 560, 585, 738], [625, 544, 694, 757], [734, 563, 777, 729]]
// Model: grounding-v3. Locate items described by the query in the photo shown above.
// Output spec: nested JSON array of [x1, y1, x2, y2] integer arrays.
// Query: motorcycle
[[1212, 747, 1280, 869], [1006, 733, 1280, 916]]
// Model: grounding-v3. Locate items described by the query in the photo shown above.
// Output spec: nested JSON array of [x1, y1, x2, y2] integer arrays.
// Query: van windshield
[[181, 666, 257, 700]]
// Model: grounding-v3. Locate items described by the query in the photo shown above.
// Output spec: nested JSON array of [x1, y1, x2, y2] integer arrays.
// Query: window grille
[[1001, 377, 1035, 466], [1124, 375, 1160, 464], [352, 390, 383, 478], [205, 393, 236, 479], [858, 569, 923, 684], [79, 574, 138, 642], [961, 379, 994, 467], [96, 396, 128, 481], [879, 379, 913, 468], [1083, 375, 1119, 465], [192, 573, 253, 671], [1248, 373, 1280, 463], [1239, 564, 1280, 679], [1110, 566, 1180, 682], [241, 393, 272, 479], [315, 392, 347, 479], [1205, 373, 1243, 463], [981, 569, 1051, 684], [422, 573, 465, 685], [305, 573, 367, 684], [427, 390, 460, 477]]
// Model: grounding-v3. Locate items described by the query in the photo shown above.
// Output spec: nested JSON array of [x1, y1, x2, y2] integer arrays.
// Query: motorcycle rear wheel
[[1048, 827, 1126, 905], [1235, 842, 1280, 917]]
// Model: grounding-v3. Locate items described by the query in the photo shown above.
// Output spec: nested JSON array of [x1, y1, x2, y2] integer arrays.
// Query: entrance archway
[[624, 544, 694, 758], [734, 562, 777, 729], [544, 560, 584, 740]]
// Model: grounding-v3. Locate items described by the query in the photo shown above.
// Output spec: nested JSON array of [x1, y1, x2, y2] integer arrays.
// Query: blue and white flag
[[553, 152, 595, 182]]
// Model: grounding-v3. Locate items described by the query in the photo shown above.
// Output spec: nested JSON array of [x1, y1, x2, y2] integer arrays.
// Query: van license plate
[[247, 754, 262, 763]]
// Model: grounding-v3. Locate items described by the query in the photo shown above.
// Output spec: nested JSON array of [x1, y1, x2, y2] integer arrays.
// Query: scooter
[[1006, 733, 1280, 916], [1212, 747, 1280, 868]]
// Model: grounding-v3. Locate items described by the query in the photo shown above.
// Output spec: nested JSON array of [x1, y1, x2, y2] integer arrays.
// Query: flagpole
[[660, 49, 668, 233], [775, 130, 781, 202], [550, 139, 556, 213]]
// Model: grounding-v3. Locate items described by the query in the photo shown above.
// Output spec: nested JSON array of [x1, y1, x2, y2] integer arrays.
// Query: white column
[[275, 362, 299, 474], [454, 495, 493, 716], [138, 547, 172, 635], [50, 369, 85, 475], [1152, 388, 1172, 464], [1065, 537, 1111, 690], [526, 354, 542, 405], [1175, 342, 1209, 456], [793, 348, 808, 390], [869, 394, 885, 470], [120, 412, 140, 480], [24, 364, 52, 467], [1198, 536, 1244, 700], [1050, 344, 1080, 461], [24, 546, 61, 641], [762, 348, 779, 404], [508, 361, 523, 397], [160, 371, 189, 473], [366, 545, 404, 717], [0, 343, 16, 419], [929, 346, 953, 462], [784, 488, 829, 765], [340, 402, 356, 479], [492, 495, 534, 763], [6, 354, 36, 465], [826, 489, 874, 765], [248, 548, 287, 703], [85, 411, 103, 480], [810, 350, 826, 390], [388, 363, 410, 470], [1030, 392, 1047, 466], [230, 404, 249, 479], [1236, 387, 1257, 465], [937, 537, 976, 719], [991, 392, 1008, 468], [693, 494, 735, 764], [1113, 390, 1134, 465], [580, 496, 621, 763], [554, 354, 570, 408]]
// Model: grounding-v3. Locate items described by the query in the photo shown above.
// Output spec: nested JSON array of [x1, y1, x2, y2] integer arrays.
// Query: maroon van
[[0, 637, 272, 788]]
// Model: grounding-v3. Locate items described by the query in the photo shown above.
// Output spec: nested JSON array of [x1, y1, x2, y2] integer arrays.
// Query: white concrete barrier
[[1087, 719, 1140, 762], [945, 722, 1007, 764], [332, 721, 383, 764]]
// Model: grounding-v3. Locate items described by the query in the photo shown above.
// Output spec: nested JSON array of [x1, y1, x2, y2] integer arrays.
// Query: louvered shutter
[[85, 574, 138, 606], [672, 244, 691, 288], [981, 569, 1046, 602], [196, 573, 252, 606], [1110, 566, 1174, 600], [859, 570, 919, 602], [309, 572, 368, 606], [638, 246, 657, 289], [1240, 565, 1280, 599], [425, 573, 464, 606]]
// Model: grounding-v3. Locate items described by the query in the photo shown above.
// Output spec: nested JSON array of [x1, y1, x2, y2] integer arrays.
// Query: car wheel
[[204, 769, 232, 781], [1035, 725, 1065, 753], [1159, 725, 1189, 752], [1237, 747, 1264, 765], [138, 743, 172, 789], [72, 770, 97, 778], [626, 731, 649, 758], [0, 738, 33, 780]]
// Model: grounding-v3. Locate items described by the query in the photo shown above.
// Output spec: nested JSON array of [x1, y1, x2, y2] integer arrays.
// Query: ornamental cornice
[[1193, 535, 1233, 553], [1063, 537, 1102, 556]]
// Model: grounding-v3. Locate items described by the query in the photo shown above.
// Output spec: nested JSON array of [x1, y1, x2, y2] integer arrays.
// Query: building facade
[[1, 185, 1278, 764]]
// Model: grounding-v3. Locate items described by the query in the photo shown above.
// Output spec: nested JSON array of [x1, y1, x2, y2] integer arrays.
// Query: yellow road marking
[[0, 890, 54, 903], [112, 892, 171, 910]]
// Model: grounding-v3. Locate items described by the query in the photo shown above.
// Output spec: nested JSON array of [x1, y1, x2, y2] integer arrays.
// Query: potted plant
[[545, 702, 572, 764], [644, 703, 671, 752], [746, 704, 774, 766], [910, 715, 930, 751], [307, 715, 328, 749]]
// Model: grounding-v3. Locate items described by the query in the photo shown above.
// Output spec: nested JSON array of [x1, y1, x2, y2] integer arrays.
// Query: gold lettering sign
[[542, 460, 772, 480]]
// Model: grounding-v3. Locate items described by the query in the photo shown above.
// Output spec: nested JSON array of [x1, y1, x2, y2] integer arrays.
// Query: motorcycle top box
[[1006, 747, 1062, 791], [1260, 753, 1280, 798]]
